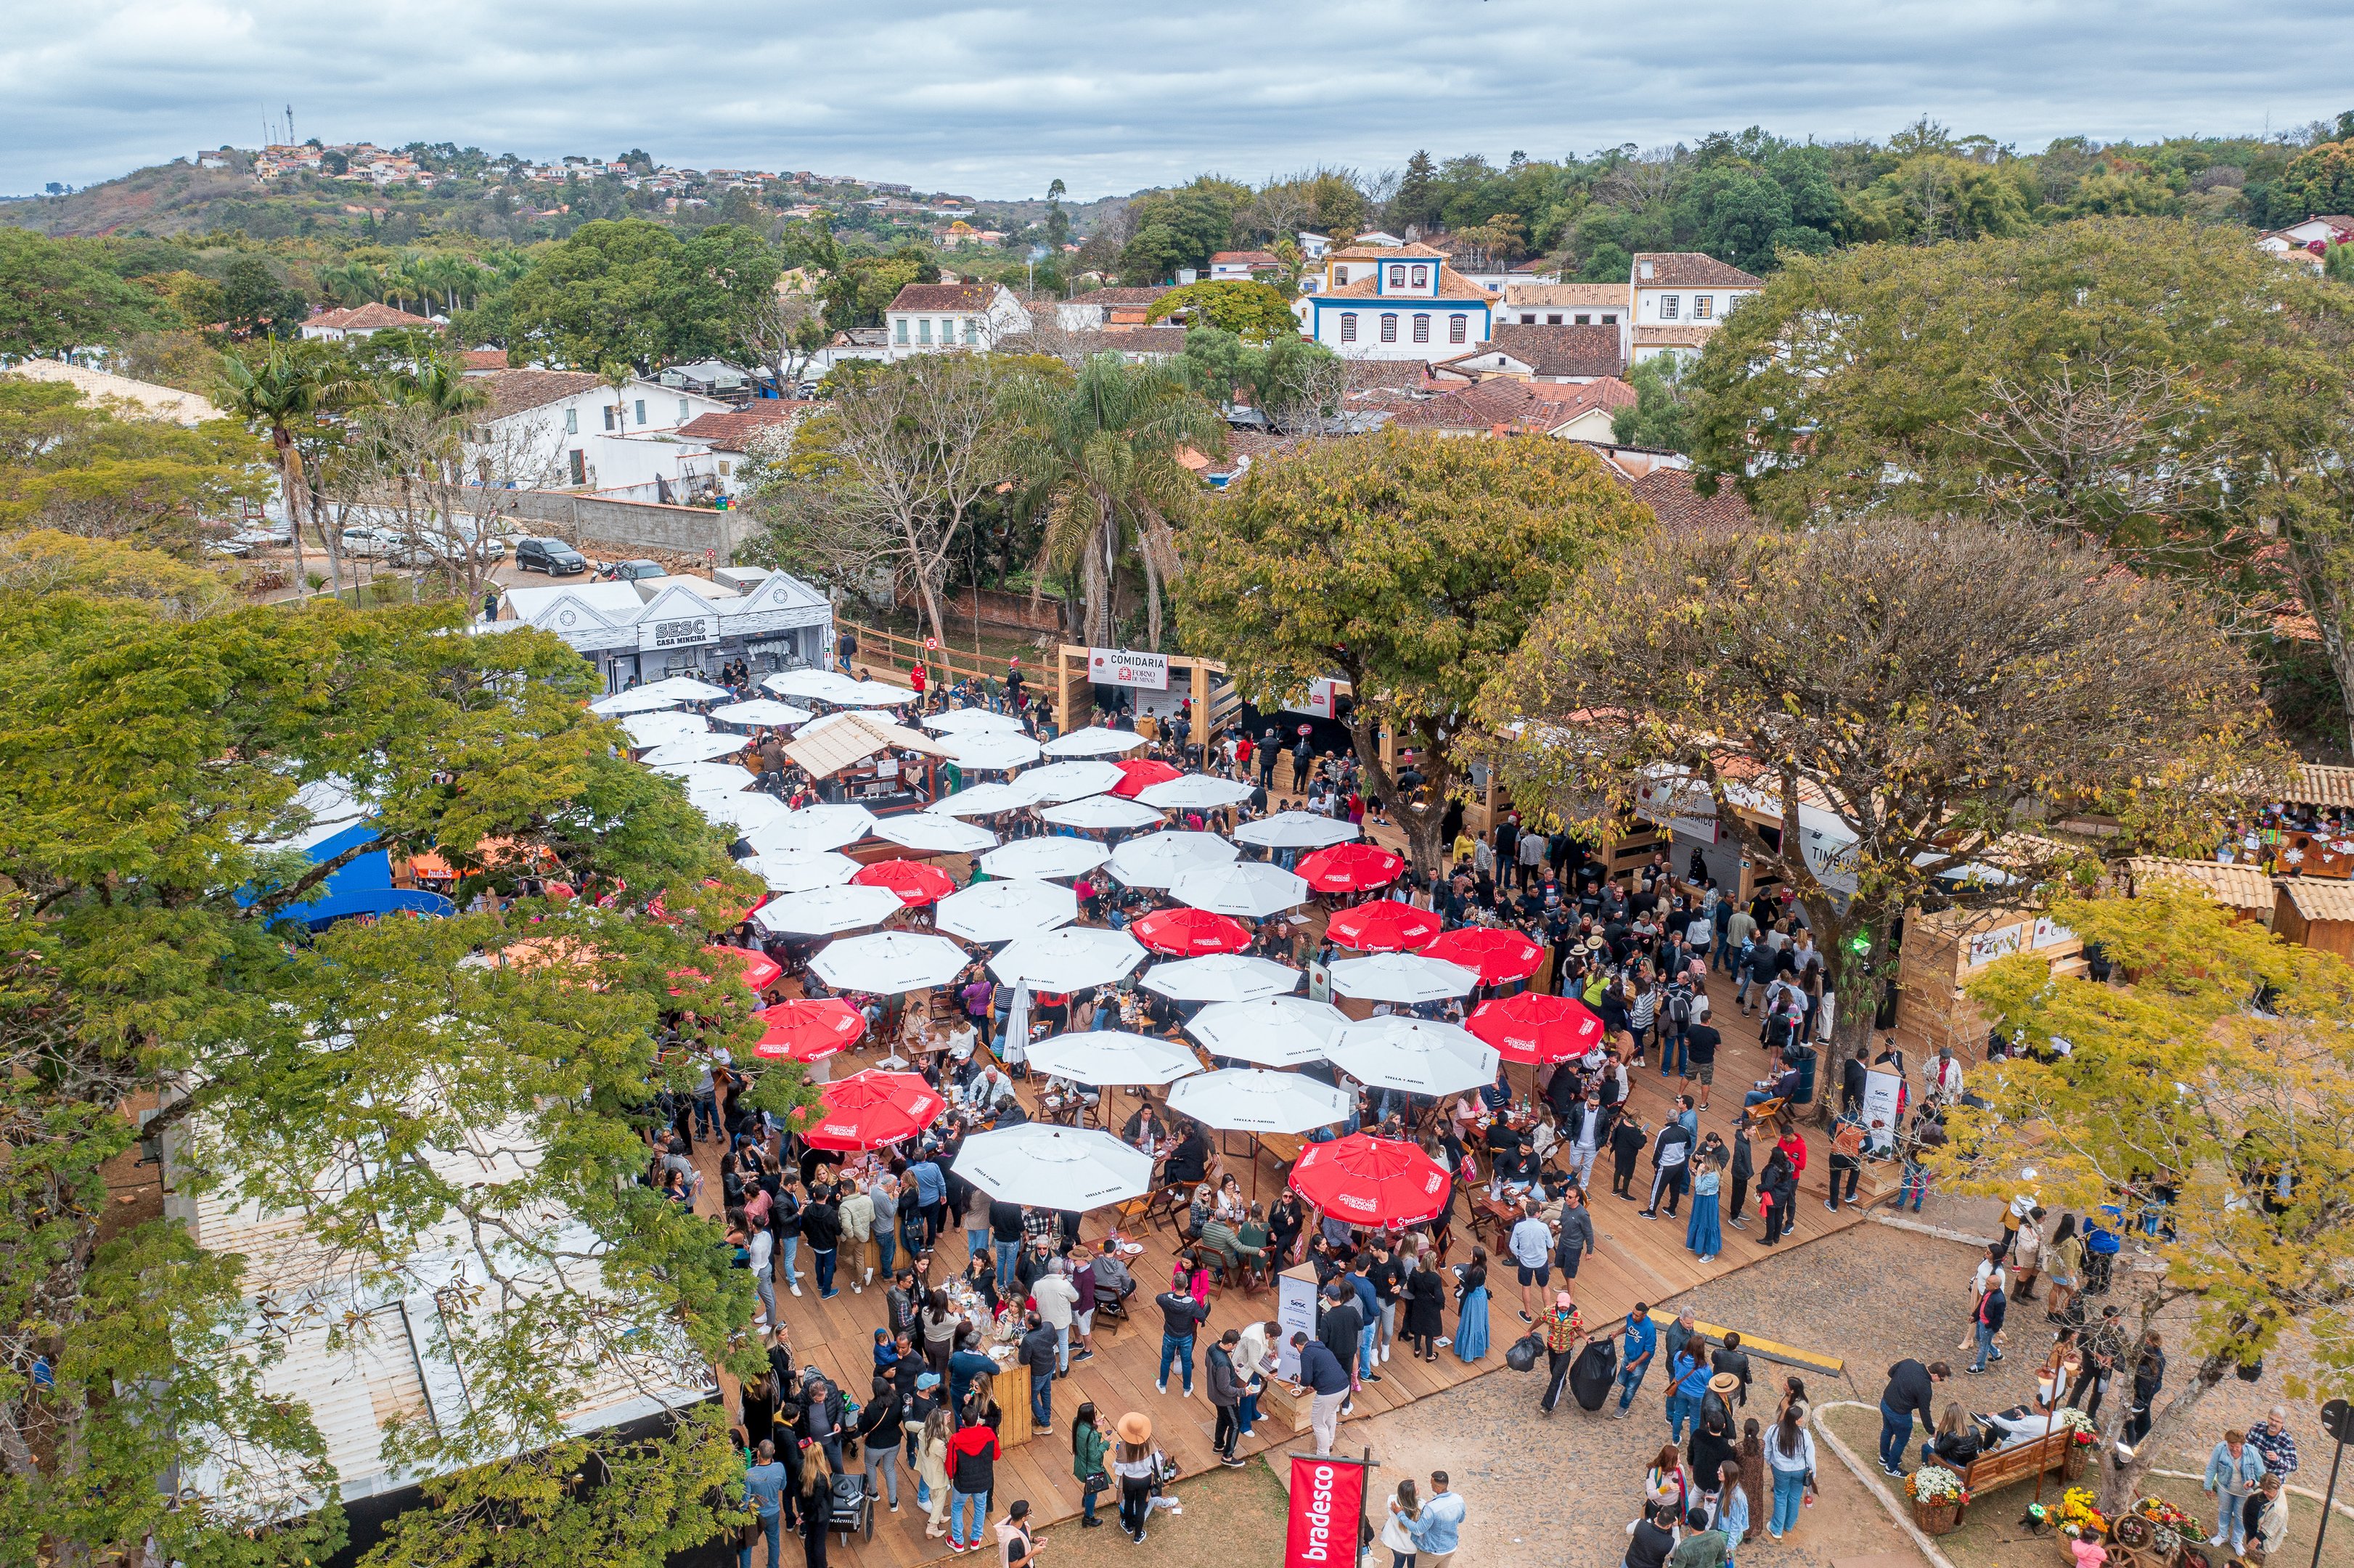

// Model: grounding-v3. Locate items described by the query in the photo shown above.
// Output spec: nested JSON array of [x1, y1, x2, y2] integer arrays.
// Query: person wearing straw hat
[[1111, 1413, 1158, 1543]]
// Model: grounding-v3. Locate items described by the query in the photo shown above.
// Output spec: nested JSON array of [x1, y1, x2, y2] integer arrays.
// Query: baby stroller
[[826, 1469, 874, 1545]]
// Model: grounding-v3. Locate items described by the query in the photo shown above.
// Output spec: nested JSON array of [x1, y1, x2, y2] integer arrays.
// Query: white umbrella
[[708, 698, 815, 729], [1169, 861, 1310, 919], [1039, 794, 1163, 831], [651, 760, 756, 793], [810, 931, 970, 994], [1232, 812, 1359, 850], [935, 879, 1077, 943], [636, 675, 733, 704], [835, 680, 916, 706], [618, 709, 708, 747], [738, 848, 859, 893], [977, 836, 1110, 881], [1018, 760, 1124, 803], [1106, 830, 1240, 889], [989, 926, 1147, 990], [1137, 773, 1255, 811], [1028, 1029, 1201, 1087], [1327, 951, 1482, 1003], [924, 708, 1026, 735], [942, 732, 1043, 771], [1185, 995, 1353, 1068], [741, 804, 879, 856], [764, 669, 862, 702], [589, 687, 688, 716], [639, 732, 750, 767], [1167, 1068, 1351, 1134], [695, 791, 790, 833], [1042, 727, 1149, 758], [952, 1124, 1153, 1209], [1324, 1016, 1498, 1095], [753, 882, 904, 936], [1140, 953, 1302, 1005], [926, 781, 1038, 817], [872, 813, 1000, 854]]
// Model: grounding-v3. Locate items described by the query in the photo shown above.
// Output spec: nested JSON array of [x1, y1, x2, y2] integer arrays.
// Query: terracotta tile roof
[[463, 348, 510, 371], [1623, 468, 1757, 531], [1633, 325, 1718, 348], [1315, 263, 1494, 303], [1501, 282, 1627, 311], [1331, 240, 1447, 261], [2284, 763, 2354, 809], [478, 369, 608, 421], [1073, 287, 1172, 305], [677, 404, 811, 449], [308, 301, 436, 331], [1523, 375, 1638, 418], [1383, 379, 1557, 433], [1439, 323, 1623, 380], [1210, 251, 1279, 265], [1632, 253, 1763, 289], [886, 282, 1002, 312]]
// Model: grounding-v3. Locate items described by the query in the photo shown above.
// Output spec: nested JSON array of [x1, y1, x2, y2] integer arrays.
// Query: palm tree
[[1005, 356, 1227, 650], [220, 343, 357, 594], [600, 360, 634, 452]]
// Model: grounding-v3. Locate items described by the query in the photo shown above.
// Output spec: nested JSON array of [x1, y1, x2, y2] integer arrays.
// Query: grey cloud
[[3, 0, 2350, 197]]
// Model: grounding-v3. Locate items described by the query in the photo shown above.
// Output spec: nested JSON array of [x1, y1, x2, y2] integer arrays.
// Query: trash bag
[[1505, 1334, 1541, 1373], [1570, 1337, 1619, 1411]]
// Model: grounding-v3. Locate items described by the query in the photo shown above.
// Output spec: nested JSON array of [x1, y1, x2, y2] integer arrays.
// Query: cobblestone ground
[[1335, 1207, 2329, 1568]]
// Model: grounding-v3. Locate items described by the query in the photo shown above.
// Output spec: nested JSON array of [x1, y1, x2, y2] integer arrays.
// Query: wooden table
[[989, 1360, 1035, 1447]]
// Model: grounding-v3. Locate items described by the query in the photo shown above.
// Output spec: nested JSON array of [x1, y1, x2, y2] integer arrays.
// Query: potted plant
[[2055, 1408, 2098, 1479], [1906, 1465, 1970, 1535]]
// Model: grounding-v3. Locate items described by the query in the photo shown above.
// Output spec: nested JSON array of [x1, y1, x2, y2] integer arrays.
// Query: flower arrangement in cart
[[1905, 1465, 1971, 1506]]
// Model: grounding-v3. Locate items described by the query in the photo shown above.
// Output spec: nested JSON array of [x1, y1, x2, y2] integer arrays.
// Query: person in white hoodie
[[1765, 1402, 1816, 1541], [1032, 1257, 1082, 1374]]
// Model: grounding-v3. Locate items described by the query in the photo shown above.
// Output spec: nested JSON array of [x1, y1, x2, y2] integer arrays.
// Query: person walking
[[1757, 1147, 1797, 1246], [2043, 1214, 2083, 1322], [741, 1438, 788, 1568], [1875, 1357, 1948, 1477], [1764, 1403, 1815, 1543], [1508, 1200, 1553, 1324], [1294, 1330, 1352, 1455], [1453, 1248, 1491, 1362], [1643, 1115, 1695, 1220], [1712, 1460, 1750, 1567], [1537, 1292, 1588, 1416], [797, 1440, 837, 1568], [1070, 1402, 1111, 1530], [946, 1410, 999, 1555], [1403, 1252, 1448, 1361], [2205, 1428, 2267, 1555], [915, 1406, 952, 1541], [1685, 1154, 1723, 1263], [1615, 1304, 1659, 1418], [1667, 1338, 1712, 1443], [1019, 1311, 1058, 1437], [1111, 1413, 1158, 1544], [1967, 1275, 2007, 1374], [856, 1373, 904, 1514], [1154, 1274, 1211, 1396]]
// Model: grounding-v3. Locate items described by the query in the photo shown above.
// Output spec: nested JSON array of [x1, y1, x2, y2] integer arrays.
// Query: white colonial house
[[1208, 250, 1282, 280], [2257, 216, 2354, 266], [1629, 253, 1762, 364], [503, 568, 833, 690], [883, 282, 1032, 357], [1296, 242, 1494, 360], [298, 302, 440, 342], [1296, 232, 1333, 262], [474, 369, 732, 494]]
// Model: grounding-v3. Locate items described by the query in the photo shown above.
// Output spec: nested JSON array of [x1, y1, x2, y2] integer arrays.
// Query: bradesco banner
[[1087, 647, 1170, 690], [1283, 1455, 1366, 1567]]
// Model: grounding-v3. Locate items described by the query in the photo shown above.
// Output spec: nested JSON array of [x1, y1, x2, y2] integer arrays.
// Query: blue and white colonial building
[[1295, 242, 1493, 361]]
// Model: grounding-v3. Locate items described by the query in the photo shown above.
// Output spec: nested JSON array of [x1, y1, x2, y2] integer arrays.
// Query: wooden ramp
[[696, 909, 1865, 1568]]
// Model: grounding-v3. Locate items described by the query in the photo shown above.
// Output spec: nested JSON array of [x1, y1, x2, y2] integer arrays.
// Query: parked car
[[229, 527, 288, 551], [339, 525, 412, 560], [202, 536, 253, 558], [606, 559, 666, 583], [514, 537, 588, 575]]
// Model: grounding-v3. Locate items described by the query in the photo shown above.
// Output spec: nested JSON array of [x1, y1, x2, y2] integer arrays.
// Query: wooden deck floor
[[691, 928, 1868, 1568]]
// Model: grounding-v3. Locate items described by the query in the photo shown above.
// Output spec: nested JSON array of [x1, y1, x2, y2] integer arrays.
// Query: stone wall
[[487, 489, 756, 565]]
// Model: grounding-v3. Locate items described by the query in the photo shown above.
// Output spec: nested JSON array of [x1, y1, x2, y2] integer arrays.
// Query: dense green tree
[[2277, 139, 2354, 223], [1121, 177, 1248, 276], [0, 544, 785, 1564], [503, 219, 680, 369], [0, 229, 163, 356], [1177, 432, 1650, 873], [1143, 279, 1299, 341], [218, 256, 311, 340], [1610, 354, 1693, 452], [1392, 150, 1442, 232], [0, 380, 269, 548]]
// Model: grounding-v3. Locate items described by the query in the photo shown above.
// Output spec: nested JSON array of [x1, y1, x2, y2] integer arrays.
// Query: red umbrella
[[1424, 926, 1545, 985], [751, 999, 867, 1061], [1325, 900, 1441, 953], [1108, 758, 1183, 799], [1466, 992, 1606, 1065], [1288, 1132, 1452, 1225], [1131, 907, 1254, 956], [668, 944, 783, 995], [1296, 843, 1405, 894], [851, 858, 957, 907], [805, 1069, 947, 1151]]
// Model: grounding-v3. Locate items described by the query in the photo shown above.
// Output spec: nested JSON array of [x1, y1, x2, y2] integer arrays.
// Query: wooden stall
[[2122, 857, 2275, 927], [2273, 876, 2354, 959], [1895, 905, 2087, 1060], [1053, 645, 1234, 754], [782, 711, 953, 812]]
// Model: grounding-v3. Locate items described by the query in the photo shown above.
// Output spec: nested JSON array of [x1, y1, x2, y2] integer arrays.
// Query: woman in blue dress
[[1686, 1155, 1724, 1263], [1452, 1245, 1491, 1361]]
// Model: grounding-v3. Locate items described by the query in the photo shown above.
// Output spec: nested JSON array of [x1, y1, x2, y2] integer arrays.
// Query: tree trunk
[[1142, 551, 1162, 652], [274, 428, 309, 592]]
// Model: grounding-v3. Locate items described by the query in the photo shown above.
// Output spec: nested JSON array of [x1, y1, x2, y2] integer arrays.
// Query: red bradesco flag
[[1285, 1455, 1367, 1568]]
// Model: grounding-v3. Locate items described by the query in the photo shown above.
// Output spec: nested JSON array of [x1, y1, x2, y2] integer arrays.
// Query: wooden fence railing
[[838, 622, 1011, 691]]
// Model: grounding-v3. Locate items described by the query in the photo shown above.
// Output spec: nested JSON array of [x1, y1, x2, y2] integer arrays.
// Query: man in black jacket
[[1609, 1108, 1648, 1199], [987, 1198, 1024, 1286], [1876, 1357, 1950, 1476], [801, 1185, 843, 1300], [1553, 1185, 1597, 1281], [1641, 1117, 1695, 1220], [1019, 1310, 1060, 1434], [1207, 1329, 1247, 1464], [1155, 1278, 1211, 1397]]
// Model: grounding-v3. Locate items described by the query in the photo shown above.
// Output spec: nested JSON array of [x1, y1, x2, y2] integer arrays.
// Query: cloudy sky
[[4, 0, 2350, 198]]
